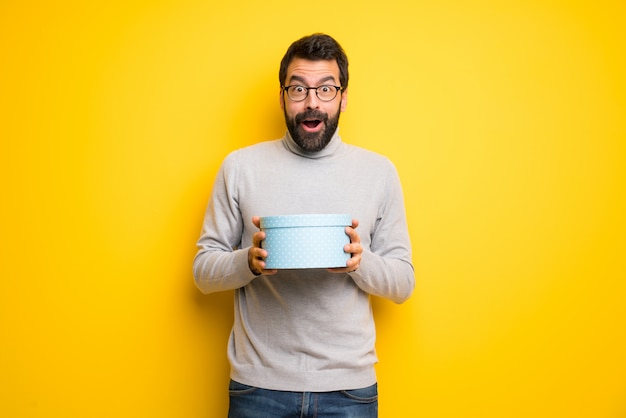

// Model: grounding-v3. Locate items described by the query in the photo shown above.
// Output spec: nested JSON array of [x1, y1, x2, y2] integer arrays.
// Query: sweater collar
[[282, 129, 343, 159]]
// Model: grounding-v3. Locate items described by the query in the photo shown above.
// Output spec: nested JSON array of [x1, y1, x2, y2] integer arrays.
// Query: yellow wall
[[1, 1, 625, 416]]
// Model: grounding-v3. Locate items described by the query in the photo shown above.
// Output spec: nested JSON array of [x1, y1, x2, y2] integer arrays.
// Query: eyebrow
[[288, 75, 338, 86]]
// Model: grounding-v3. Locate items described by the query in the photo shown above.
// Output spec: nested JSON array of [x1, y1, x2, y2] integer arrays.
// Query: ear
[[340, 88, 348, 112], [279, 88, 285, 110]]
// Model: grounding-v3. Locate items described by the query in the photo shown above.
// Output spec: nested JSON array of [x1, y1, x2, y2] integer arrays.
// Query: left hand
[[328, 219, 362, 274]]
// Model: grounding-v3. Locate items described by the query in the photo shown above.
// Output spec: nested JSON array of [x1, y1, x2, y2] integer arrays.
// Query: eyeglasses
[[282, 85, 343, 102]]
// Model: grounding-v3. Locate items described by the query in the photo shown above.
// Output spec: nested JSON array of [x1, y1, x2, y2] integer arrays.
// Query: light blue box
[[260, 214, 351, 269]]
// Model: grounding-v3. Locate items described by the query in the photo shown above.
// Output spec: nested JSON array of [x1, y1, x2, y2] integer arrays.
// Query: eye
[[319, 85, 332, 93], [292, 86, 306, 93]]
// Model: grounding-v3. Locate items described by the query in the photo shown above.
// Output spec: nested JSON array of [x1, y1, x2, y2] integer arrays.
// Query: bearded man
[[193, 33, 414, 418]]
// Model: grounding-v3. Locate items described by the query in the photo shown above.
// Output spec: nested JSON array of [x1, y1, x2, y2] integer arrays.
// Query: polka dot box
[[260, 214, 351, 269]]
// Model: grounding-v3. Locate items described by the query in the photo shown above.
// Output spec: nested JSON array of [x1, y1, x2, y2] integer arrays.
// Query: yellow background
[[1, 0, 625, 417]]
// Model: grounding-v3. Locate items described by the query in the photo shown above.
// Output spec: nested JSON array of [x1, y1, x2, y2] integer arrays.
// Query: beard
[[284, 105, 341, 152]]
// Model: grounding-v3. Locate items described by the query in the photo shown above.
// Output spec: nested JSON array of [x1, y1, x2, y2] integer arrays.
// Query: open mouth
[[295, 110, 327, 133], [302, 119, 322, 129]]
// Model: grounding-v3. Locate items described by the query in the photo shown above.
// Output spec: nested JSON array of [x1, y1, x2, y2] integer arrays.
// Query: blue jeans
[[227, 380, 378, 418]]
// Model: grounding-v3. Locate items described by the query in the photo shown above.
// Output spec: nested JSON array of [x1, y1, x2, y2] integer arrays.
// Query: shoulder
[[343, 143, 398, 171], [222, 139, 282, 166]]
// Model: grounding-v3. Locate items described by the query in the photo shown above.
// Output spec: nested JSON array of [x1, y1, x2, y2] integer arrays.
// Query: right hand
[[248, 216, 278, 276]]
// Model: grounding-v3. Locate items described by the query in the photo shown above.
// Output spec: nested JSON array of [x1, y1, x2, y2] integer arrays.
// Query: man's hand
[[248, 216, 278, 276], [329, 219, 362, 274]]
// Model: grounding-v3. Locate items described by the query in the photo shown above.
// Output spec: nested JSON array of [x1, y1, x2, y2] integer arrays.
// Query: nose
[[304, 90, 320, 109]]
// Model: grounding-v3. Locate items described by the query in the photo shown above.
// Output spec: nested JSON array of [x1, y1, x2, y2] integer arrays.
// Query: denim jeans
[[227, 380, 378, 418]]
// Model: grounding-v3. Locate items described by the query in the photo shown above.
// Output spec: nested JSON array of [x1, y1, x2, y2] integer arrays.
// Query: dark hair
[[279, 33, 349, 90]]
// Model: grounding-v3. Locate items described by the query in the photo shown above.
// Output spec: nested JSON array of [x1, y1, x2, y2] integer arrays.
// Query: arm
[[342, 165, 415, 304], [193, 155, 273, 294]]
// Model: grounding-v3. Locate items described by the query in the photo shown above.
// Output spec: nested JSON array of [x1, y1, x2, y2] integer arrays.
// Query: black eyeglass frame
[[281, 85, 343, 102]]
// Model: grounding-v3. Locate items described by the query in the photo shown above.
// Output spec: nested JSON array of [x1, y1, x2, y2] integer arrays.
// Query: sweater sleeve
[[348, 163, 415, 304], [193, 152, 258, 294]]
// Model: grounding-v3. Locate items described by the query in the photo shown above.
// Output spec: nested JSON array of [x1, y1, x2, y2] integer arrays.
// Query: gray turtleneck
[[193, 131, 414, 392]]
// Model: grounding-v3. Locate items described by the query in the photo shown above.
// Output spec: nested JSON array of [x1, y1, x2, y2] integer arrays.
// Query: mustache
[[295, 109, 328, 124]]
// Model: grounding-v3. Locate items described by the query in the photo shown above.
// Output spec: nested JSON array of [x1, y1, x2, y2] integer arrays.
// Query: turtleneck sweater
[[193, 130, 414, 392]]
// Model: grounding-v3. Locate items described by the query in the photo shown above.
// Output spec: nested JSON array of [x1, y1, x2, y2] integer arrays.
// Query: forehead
[[286, 58, 340, 84]]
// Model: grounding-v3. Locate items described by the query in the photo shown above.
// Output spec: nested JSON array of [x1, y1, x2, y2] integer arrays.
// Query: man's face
[[280, 58, 348, 152]]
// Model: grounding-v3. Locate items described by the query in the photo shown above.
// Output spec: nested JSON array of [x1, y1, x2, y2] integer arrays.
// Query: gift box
[[260, 214, 351, 269]]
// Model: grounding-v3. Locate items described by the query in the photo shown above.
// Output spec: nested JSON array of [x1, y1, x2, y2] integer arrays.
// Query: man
[[193, 33, 414, 418]]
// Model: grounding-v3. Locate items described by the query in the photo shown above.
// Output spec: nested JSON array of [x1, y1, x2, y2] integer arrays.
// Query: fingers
[[248, 217, 277, 276], [346, 241, 363, 271], [249, 241, 276, 275], [329, 224, 363, 273], [249, 230, 267, 273], [249, 246, 268, 275], [345, 219, 360, 242], [252, 228, 265, 248]]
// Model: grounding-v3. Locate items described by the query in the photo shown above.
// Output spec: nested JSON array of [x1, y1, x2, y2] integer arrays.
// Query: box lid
[[260, 214, 351, 229]]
